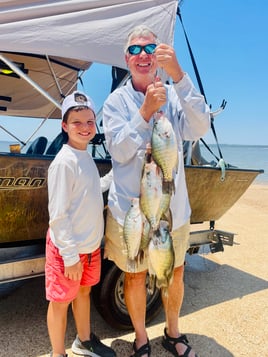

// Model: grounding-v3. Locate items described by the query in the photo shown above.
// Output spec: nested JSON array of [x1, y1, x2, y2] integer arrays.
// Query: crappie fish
[[151, 112, 178, 192], [123, 197, 143, 267], [140, 160, 162, 231], [148, 220, 175, 296]]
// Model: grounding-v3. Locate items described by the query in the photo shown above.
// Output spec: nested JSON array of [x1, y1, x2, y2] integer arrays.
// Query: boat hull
[[0, 153, 263, 245], [0, 153, 111, 245], [185, 165, 262, 223]]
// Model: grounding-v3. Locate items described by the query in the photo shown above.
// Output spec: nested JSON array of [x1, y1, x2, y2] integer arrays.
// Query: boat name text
[[0, 176, 46, 190]]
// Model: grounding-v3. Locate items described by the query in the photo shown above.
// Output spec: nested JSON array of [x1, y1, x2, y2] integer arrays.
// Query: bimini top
[[0, 0, 178, 118]]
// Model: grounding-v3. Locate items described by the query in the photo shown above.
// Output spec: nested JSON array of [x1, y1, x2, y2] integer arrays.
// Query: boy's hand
[[64, 260, 83, 281]]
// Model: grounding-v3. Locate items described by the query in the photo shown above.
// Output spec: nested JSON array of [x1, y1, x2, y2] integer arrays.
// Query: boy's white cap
[[61, 91, 95, 119]]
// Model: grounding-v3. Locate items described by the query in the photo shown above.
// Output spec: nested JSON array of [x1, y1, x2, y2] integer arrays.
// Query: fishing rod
[[176, 4, 226, 161]]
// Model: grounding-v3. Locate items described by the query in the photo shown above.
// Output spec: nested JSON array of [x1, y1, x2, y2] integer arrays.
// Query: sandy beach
[[0, 183, 267, 357]]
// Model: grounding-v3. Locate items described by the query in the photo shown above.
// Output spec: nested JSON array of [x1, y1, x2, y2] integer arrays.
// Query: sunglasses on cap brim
[[127, 44, 157, 55]]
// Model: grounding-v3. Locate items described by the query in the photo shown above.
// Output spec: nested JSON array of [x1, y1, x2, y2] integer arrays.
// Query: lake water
[[200, 144, 267, 184], [1, 141, 267, 184]]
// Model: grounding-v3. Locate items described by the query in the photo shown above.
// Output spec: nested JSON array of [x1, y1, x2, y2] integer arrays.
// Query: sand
[[0, 184, 267, 357]]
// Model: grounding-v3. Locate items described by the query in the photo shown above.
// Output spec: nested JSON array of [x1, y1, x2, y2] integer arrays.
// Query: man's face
[[125, 34, 157, 82]]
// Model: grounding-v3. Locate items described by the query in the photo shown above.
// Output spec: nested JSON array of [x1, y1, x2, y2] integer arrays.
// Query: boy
[[45, 91, 116, 357]]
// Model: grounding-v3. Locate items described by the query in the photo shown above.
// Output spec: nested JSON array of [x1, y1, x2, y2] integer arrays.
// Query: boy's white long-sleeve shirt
[[48, 144, 104, 267], [103, 73, 210, 230]]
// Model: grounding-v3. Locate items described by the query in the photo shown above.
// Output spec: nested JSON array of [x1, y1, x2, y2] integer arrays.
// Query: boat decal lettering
[[0, 176, 46, 190]]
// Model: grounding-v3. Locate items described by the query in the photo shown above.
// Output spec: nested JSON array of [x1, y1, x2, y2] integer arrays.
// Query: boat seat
[[45, 132, 65, 155], [26, 136, 48, 154]]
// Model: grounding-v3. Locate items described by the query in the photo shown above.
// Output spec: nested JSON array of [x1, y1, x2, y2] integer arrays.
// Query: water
[[1, 141, 267, 184], [200, 144, 267, 184]]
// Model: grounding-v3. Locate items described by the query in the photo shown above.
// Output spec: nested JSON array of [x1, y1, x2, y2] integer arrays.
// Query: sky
[[173, 0, 268, 146], [1, 0, 267, 145]]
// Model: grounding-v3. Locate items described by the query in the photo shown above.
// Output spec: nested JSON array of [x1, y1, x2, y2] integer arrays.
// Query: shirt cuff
[[173, 72, 195, 99]]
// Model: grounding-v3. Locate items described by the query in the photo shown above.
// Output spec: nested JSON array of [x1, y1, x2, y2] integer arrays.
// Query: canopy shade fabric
[[0, 0, 178, 118], [0, 52, 91, 118]]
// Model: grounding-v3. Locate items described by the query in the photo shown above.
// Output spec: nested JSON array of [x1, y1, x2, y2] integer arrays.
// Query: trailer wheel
[[92, 264, 162, 330]]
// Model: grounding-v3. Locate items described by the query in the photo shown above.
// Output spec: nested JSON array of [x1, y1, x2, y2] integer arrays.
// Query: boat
[[0, 0, 263, 329]]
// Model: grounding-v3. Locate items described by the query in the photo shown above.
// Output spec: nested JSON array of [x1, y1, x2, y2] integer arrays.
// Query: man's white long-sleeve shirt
[[103, 73, 210, 230], [48, 144, 104, 266]]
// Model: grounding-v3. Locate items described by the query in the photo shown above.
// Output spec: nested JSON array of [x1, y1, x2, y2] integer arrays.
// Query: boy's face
[[62, 108, 96, 150]]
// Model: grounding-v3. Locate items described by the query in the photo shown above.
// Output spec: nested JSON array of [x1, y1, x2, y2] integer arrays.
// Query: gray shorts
[[104, 209, 190, 273]]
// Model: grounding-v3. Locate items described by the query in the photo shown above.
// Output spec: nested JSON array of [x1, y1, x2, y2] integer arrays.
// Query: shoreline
[[250, 181, 268, 186], [232, 181, 268, 188]]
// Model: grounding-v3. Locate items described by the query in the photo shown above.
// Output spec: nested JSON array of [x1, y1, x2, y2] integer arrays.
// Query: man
[[103, 25, 210, 357]]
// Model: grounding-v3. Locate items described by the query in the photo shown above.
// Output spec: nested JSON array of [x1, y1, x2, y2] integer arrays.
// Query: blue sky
[[1, 0, 267, 145], [84, 0, 268, 146], [173, 0, 268, 146]]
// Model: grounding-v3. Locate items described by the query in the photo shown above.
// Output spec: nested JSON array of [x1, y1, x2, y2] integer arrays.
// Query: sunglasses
[[127, 43, 157, 55]]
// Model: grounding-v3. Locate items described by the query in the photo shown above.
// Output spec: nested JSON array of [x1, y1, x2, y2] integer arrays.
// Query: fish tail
[[160, 210, 173, 231], [156, 269, 174, 292], [148, 217, 159, 232], [161, 287, 169, 298], [127, 259, 137, 273], [156, 277, 169, 290], [162, 179, 175, 195]]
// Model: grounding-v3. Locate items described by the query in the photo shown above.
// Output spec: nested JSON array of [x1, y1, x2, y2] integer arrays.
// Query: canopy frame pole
[[0, 125, 26, 145], [45, 54, 64, 99]]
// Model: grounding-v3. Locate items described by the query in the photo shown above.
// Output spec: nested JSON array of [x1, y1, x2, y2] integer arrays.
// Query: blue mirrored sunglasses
[[127, 44, 157, 55]]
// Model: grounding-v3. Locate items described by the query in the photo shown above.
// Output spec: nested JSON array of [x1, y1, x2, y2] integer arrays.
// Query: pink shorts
[[45, 232, 101, 302]]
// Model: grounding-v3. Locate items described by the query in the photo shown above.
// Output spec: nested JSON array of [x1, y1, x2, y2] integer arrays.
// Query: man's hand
[[155, 43, 184, 83], [140, 77, 166, 121]]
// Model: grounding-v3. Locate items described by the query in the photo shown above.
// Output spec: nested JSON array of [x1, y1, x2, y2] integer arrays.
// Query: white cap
[[61, 91, 95, 119]]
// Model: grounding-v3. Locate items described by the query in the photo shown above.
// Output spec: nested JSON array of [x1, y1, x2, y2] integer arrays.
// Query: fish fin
[[148, 274, 156, 295], [122, 247, 129, 256], [172, 179, 175, 194], [127, 259, 137, 273], [138, 249, 145, 264]]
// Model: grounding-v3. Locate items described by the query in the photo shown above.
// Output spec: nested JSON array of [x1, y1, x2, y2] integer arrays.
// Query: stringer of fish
[[123, 110, 178, 288]]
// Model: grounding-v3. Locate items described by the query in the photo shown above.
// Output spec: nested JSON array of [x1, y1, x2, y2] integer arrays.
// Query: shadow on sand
[[0, 251, 267, 356], [110, 335, 234, 357], [181, 251, 268, 316]]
